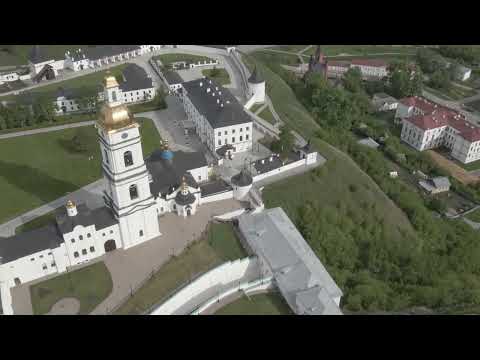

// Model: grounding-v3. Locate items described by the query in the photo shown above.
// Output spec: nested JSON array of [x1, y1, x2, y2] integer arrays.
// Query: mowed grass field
[[0, 117, 161, 224], [114, 223, 247, 315], [201, 68, 231, 85], [244, 51, 417, 247], [30, 261, 113, 314], [214, 292, 293, 315]]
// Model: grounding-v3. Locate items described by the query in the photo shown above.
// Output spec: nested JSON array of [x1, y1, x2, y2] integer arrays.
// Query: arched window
[[112, 90, 117, 102], [129, 184, 139, 200], [124, 151, 133, 167]]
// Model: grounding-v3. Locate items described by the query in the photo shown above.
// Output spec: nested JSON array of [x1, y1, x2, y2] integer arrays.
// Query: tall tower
[[97, 74, 160, 249]]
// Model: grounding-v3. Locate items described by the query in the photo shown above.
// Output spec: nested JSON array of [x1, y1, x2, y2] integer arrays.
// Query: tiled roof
[[402, 96, 480, 142], [351, 58, 387, 68]]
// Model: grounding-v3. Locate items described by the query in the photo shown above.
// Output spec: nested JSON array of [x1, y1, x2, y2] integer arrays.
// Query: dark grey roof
[[253, 155, 283, 173], [85, 45, 141, 61], [200, 180, 232, 196], [231, 170, 253, 187], [0, 225, 64, 264], [182, 78, 252, 129], [55, 204, 118, 234], [175, 191, 196, 206], [146, 150, 207, 196], [163, 70, 183, 85], [248, 66, 264, 84], [28, 45, 53, 64], [119, 64, 153, 92]]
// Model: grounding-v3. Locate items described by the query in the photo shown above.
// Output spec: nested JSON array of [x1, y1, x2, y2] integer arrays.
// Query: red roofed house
[[350, 59, 388, 79], [398, 95, 480, 163]]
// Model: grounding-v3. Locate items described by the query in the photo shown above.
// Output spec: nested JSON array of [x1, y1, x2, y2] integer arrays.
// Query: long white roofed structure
[[237, 207, 343, 315]]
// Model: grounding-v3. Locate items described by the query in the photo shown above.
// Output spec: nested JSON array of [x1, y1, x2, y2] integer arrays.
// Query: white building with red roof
[[325, 58, 388, 80], [350, 59, 388, 79], [398, 96, 480, 164]]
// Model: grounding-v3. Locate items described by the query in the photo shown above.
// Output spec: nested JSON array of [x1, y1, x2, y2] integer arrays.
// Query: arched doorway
[[186, 206, 192, 217], [104, 240, 117, 253]]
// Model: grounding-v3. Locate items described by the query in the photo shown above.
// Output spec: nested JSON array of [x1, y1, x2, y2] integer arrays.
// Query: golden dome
[[98, 103, 135, 131], [66, 200, 76, 208], [103, 74, 119, 89]]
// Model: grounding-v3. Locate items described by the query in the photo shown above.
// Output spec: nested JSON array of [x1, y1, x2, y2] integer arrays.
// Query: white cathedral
[[0, 74, 253, 314]]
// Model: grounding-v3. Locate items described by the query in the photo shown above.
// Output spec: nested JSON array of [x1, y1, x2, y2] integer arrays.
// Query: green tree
[[271, 125, 295, 160], [342, 67, 363, 93]]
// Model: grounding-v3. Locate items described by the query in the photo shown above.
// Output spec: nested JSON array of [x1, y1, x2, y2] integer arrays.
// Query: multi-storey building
[[398, 96, 480, 164], [181, 78, 253, 158]]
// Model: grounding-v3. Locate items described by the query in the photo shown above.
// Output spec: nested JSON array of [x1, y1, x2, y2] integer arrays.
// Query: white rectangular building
[[398, 96, 480, 164], [181, 78, 253, 156]]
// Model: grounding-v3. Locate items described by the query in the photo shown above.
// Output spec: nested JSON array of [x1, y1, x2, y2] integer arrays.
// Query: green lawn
[[275, 45, 311, 53], [154, 53, 214, 68], [249, 103, 264, 114], [15, 209, 59, 234], [0, 63, 128, 102], [0, 45, 90, 66], [258, 106, 277, 125], [0, 112, 96, 135], [0, 117, 161, 224], [114, 222, 247, 315], [244, 50, 416, 254], [303, 45, 419, 57], [30, 261, 113, 314], [201, 68, 231, 85], [214, 292, 293, 315], [426, 84, 477, 101], [465, 208, 480, 222]]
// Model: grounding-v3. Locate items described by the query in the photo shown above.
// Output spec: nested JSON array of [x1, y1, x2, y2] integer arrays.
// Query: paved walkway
[[0, 120, 95, 140], [46, 298, 80, 315], [91, 199, 244, 314]]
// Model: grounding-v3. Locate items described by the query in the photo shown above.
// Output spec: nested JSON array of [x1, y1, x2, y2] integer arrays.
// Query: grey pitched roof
[[432, 176, 451, 189], [163, 70, 183, 85], [28, 45, 53, 64], [248, 66, 264, 84], [182, 78, 252, 129], [0, 225, 64, 265], [119, 64, 153, 92], [237, 208, 343, 315], [55, 204, 118, 234], [146, 150, 207, 196], [199, 180, 232, 196], [85, 45, 141, 61], [231, 170, 253, 187]]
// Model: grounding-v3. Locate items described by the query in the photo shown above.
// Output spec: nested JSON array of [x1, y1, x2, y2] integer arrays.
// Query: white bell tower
[[97, 74, 160, 249]]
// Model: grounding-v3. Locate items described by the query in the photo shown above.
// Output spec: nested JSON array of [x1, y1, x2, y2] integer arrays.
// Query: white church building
[[0, 74, 254, 315]]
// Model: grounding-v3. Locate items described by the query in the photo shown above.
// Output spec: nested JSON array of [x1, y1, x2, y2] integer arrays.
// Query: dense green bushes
[[254, 51, 480, 312]]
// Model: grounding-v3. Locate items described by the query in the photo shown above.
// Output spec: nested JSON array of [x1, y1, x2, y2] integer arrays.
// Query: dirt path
[[426, 150, 479, 185]]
